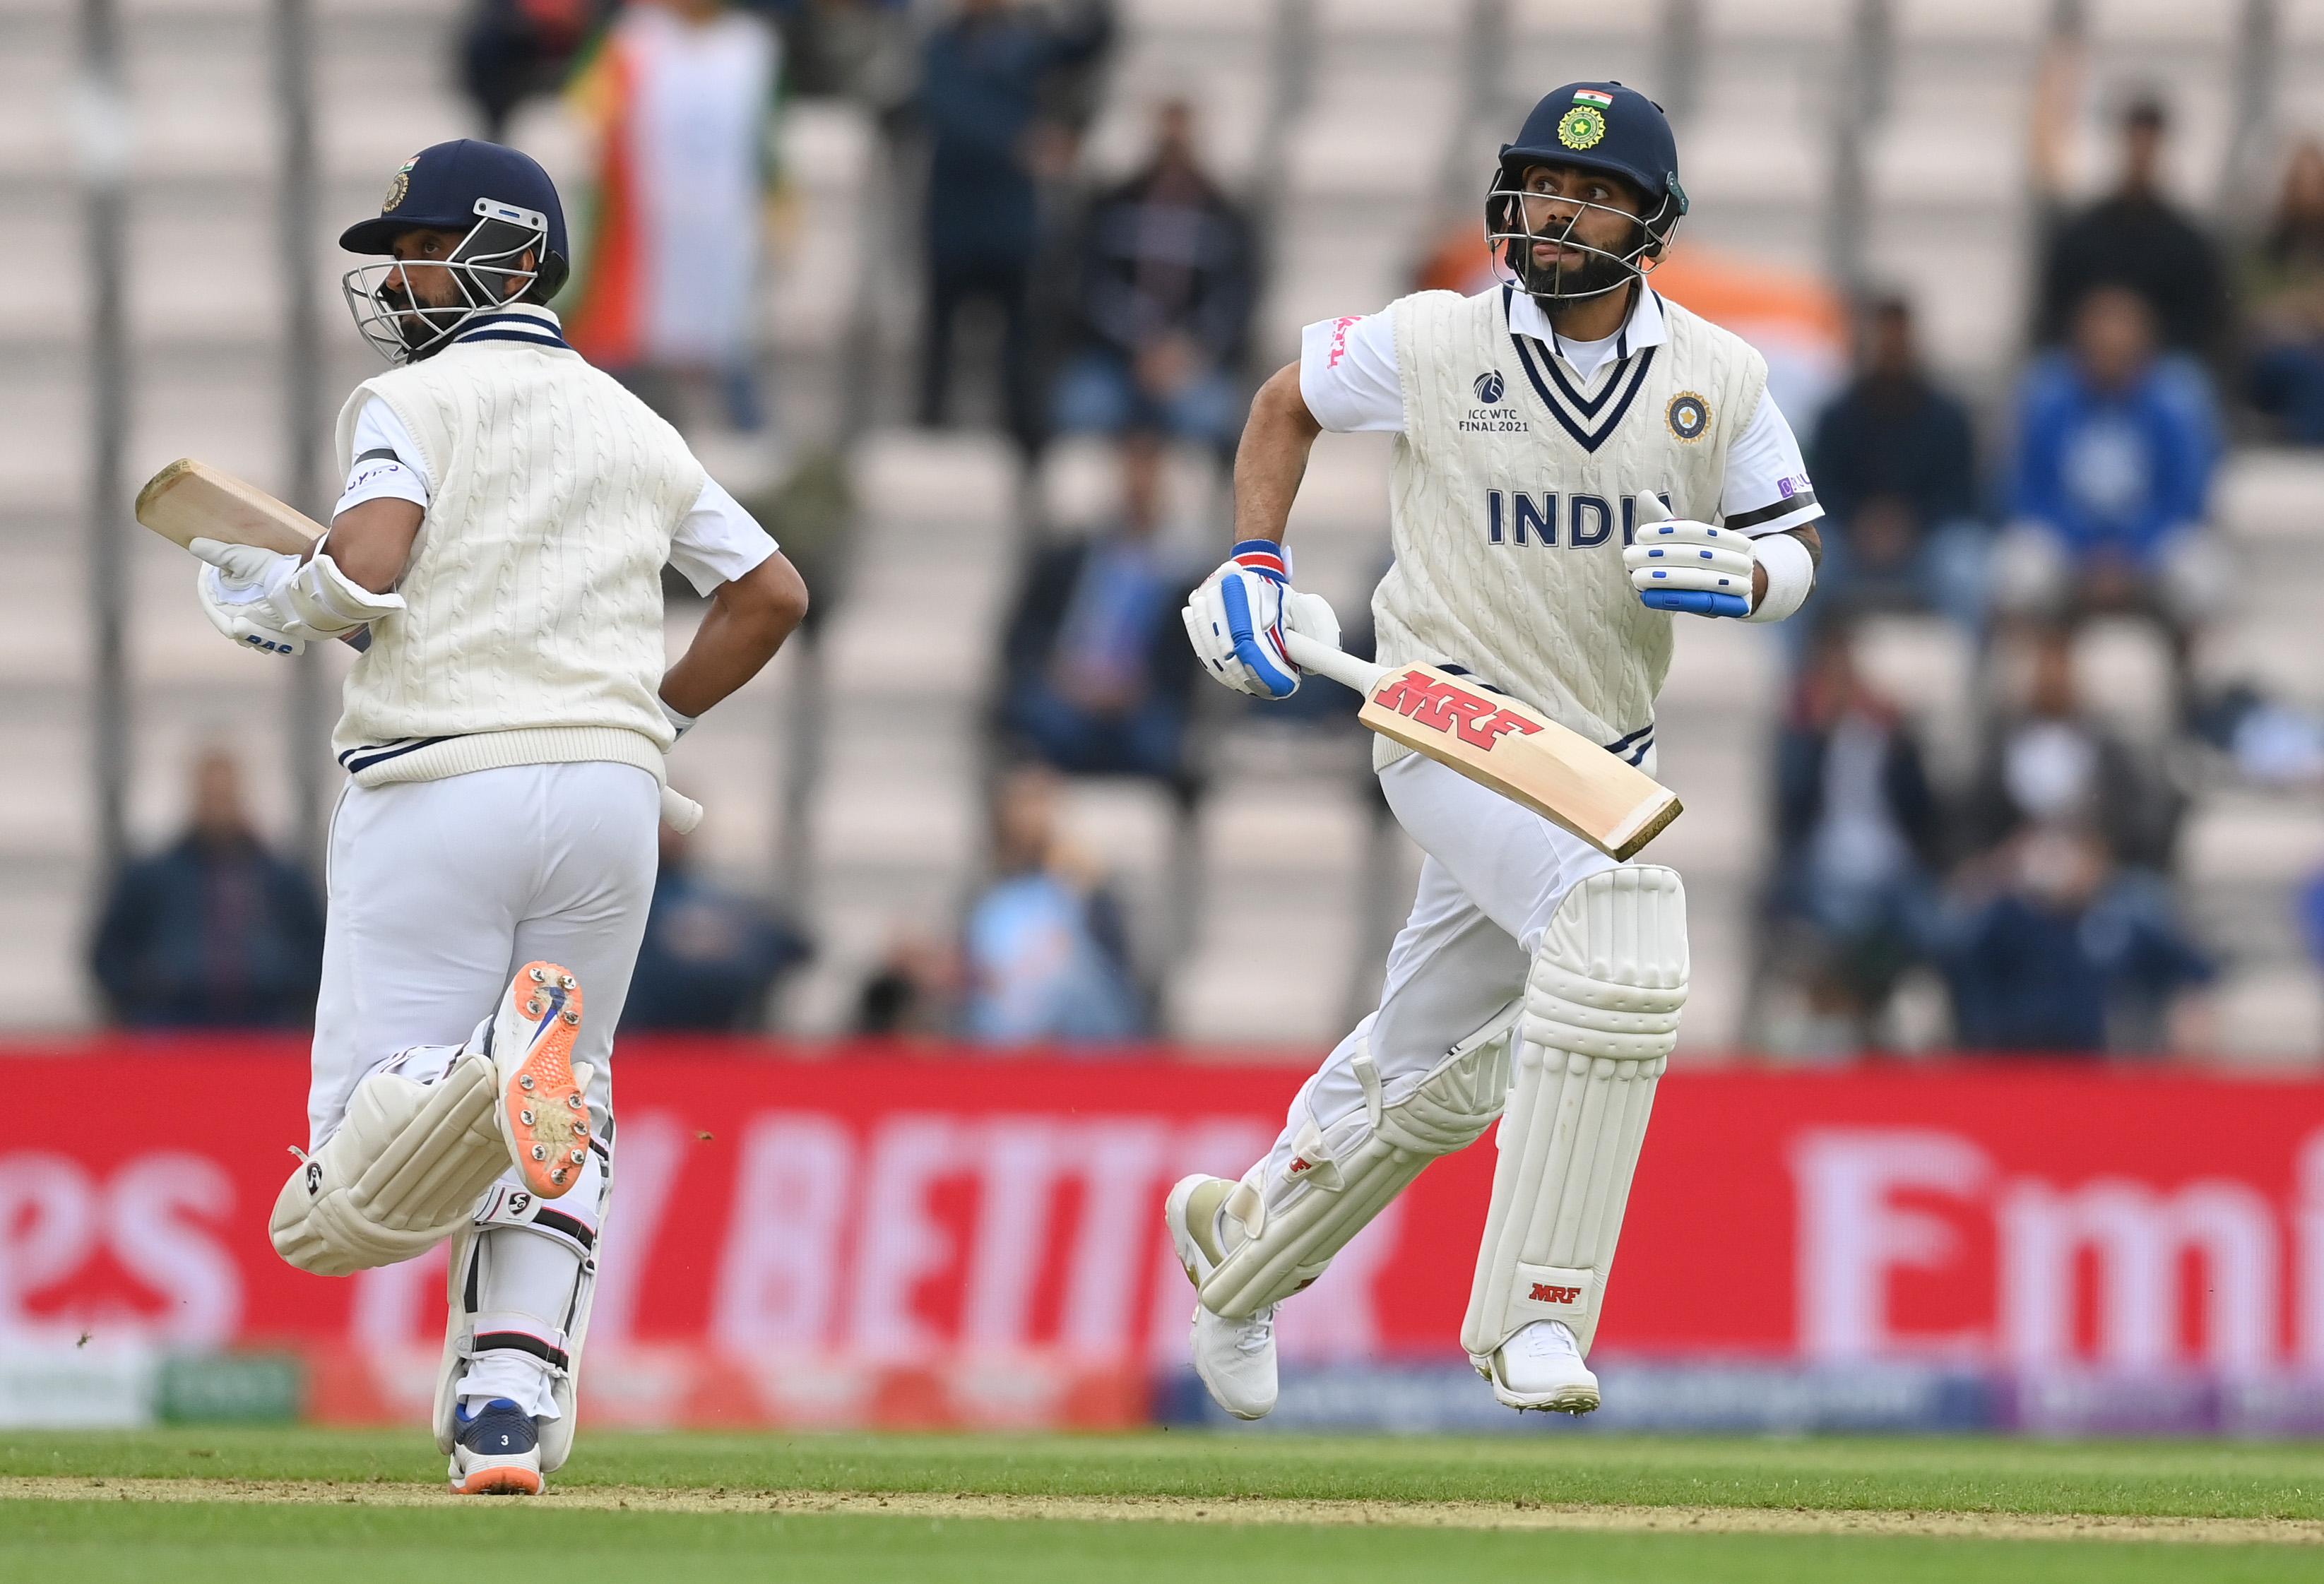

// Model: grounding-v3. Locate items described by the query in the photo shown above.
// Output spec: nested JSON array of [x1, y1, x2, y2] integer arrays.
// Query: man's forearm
[[322, 496, 425, 593], [660, 552, 809, 720], [1233, 363, 1322, 547]]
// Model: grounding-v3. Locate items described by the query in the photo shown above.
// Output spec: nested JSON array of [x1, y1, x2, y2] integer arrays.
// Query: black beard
[[376, 280, 455, 351], [1519, 239, 1635, 303]]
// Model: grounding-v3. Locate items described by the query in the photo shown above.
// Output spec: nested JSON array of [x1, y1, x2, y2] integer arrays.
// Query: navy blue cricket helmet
[[1488, 82, 1688, 304], [338, 140, 572, 364]]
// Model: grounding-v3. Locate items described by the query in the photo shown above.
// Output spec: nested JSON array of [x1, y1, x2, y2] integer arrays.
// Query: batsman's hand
[[191, 537, 306, 656], [1623, 495, 1754, 619], [1183, 542, 1339, 699]]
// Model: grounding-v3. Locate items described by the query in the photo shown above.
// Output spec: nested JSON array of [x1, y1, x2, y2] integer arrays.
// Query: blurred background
[[11, 0, 2324, 1438]]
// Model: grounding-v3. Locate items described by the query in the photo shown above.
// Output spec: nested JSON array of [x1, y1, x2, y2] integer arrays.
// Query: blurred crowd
[[1753, 84, 2324, 1061], [81, 4, 2324, 1060]]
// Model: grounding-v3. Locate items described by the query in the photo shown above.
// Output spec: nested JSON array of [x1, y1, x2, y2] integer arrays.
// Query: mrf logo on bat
[[1370, 670, 1546, 752]]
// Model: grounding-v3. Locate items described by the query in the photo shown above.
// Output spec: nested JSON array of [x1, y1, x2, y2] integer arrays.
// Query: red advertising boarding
[[5, 1042, 2323, 1426]]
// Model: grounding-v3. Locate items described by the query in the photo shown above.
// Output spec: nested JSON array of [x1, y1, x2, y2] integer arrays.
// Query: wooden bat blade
[[1356, 664, 1682, 861], [135, 458, 324, 555]]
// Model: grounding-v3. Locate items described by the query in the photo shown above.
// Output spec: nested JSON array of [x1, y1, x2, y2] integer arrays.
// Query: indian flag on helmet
[[1558, 89, 1612, 150]]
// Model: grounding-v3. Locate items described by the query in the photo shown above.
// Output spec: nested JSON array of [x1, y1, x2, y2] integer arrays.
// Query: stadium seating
[[12, 0, 2324, 1064]]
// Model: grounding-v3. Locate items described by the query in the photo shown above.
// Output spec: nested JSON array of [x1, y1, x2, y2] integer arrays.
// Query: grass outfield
[[2, 1429, 2323, 1582]]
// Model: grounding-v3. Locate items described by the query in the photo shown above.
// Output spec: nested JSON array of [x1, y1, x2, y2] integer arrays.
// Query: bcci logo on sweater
[[1462, 369, 1526, 434], [1666, 391, 1710, 442]]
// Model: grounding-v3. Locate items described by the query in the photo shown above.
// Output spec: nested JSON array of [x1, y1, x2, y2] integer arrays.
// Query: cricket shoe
[[1165, 1173, 1277, 1420], [490, 963, 592, 1200], [449, 1398, 544, 1495], [1485, 1318, 1599, 1414]]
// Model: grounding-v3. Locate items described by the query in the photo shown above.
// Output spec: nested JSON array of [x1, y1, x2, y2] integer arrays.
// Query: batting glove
[[1622, 497, 1754, 619], [1184, 541, 1303, 698], [191, 537, 405, 656], [191, 539, 307, 656]]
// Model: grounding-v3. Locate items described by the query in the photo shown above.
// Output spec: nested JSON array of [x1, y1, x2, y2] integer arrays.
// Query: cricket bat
[[1282, 631, 1680, 862], [133, 456, 706, 835], [136, 457, 329, 556]]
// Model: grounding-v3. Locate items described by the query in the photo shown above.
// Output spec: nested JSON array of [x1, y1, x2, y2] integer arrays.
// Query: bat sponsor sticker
[[1370, 669, 1546, 751]]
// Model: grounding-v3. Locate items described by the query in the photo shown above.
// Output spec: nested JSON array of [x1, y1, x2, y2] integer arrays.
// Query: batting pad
[[1462, 865, 1686, 1362], [433, 1102, 605, 1473], [1199, 1004, 1518, 1319], [269, 1053, 511, 1277]]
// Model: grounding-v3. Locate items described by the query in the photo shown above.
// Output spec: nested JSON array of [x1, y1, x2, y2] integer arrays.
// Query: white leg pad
[[1461, 866, 1687, 1362], [432, 1101, 607, 1475], [1198, 1004, 1519, 1320], [269, 1043, 511, 1278]]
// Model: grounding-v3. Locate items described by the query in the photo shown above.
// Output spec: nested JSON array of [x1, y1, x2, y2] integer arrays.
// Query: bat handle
[[660, 785, 704, 834], [1283, 629, 1386, 696]]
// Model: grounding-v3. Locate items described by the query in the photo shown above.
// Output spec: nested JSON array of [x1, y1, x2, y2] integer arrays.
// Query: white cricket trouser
[[309, 761, 659, 1415], [1256, 752, 1616, 1191]]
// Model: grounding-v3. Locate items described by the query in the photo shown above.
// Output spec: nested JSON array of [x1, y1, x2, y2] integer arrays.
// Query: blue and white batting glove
[[1184, 540, 1301, 698], [1622, 498, 1754, 619]]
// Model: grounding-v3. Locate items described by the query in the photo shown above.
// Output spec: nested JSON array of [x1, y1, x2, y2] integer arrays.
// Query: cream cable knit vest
[[1370, 287, 1767, 775], [328, 341, 704, 787]]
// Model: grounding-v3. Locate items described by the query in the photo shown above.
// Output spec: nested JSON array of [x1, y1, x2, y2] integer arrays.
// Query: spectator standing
[[458, 0, 615, 140], [1947, 823, 2213, 1054], [1995, 285, 2223, 641], [960, 765, 1144, 1044], [914, 0, 1113, 450], [1051, 100, 1257, 455], [1964, 626, 2182, 872], [2243, 140, 2324, 443], [1807, 296, 1986, 630], [2034, 94, 2227, 361], [564, 0, 783, 431], [1767, 627, 1945, 1048], [777, 0, 914, 105], [999, 429, 1202, 790], [89, 751, 326, 1028], [621, 827, 812, 1030]]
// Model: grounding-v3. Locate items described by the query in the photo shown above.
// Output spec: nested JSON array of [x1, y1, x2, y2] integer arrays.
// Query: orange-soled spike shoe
[[490, 962, 588, 1200], [449, 1398, 545, 1495]]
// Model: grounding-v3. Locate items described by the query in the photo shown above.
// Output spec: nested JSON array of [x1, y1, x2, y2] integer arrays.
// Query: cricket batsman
[[1167, 83, 1822, 1417], [189, 141, 808, 1490]]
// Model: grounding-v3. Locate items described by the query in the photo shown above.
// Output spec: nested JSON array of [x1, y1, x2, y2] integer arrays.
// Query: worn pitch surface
[[4, 1430, 2324, 1582]]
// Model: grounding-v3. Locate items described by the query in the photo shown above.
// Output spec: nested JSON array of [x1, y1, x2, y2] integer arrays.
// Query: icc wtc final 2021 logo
[[1461, 369, 1526, 434]]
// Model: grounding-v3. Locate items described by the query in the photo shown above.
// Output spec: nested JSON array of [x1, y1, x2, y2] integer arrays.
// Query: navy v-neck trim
[[1534, 333, 1629, 417], [1506, 291, 1659, 455]]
